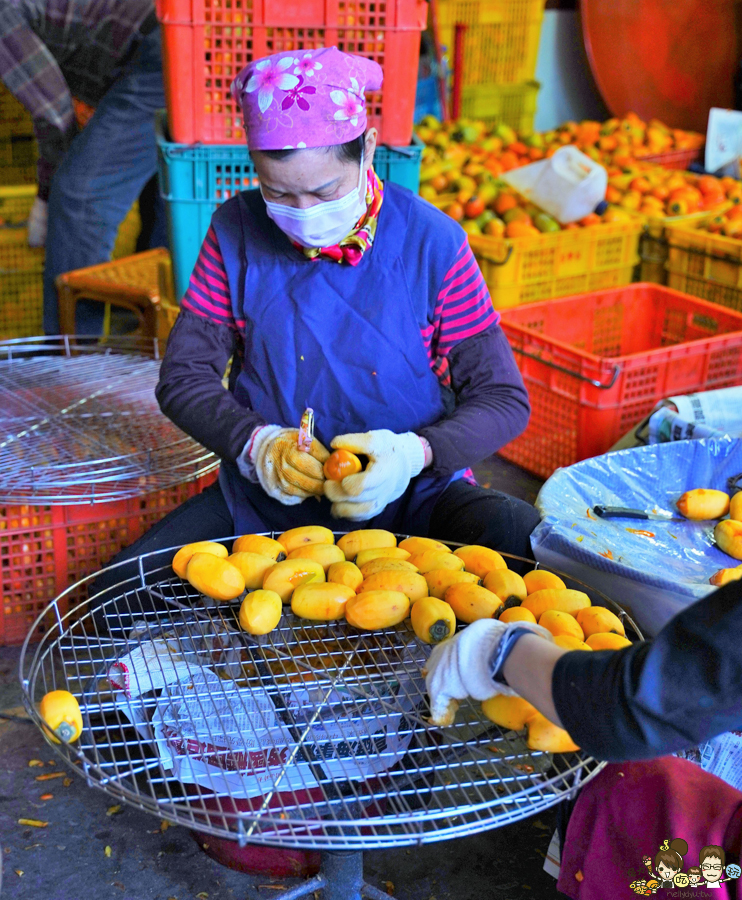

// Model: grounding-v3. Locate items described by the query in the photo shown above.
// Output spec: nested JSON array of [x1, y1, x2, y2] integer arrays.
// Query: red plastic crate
[[499, 284, 742, 479], [1, 472, 217, 645], [156, 0, 427, 145]]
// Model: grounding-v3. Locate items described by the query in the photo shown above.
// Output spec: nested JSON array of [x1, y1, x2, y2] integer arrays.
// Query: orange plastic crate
[[156, 0, 427, 145], [1, 472, 217, 645], [499, 284, 742, 479]]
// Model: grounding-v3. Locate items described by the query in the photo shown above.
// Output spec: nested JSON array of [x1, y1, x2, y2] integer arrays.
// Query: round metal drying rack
[[0, 335, 218, 504], [19, 535, 643, 899]]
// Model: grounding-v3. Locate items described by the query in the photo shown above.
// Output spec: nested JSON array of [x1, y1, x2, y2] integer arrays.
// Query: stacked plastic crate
[[435, 0, 545, 132], [155, 0, 430, 298]]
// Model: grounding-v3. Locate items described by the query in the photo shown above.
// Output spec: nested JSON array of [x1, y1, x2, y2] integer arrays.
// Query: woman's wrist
[[418, 435, 433, 468], [501, 634, 568, 727]]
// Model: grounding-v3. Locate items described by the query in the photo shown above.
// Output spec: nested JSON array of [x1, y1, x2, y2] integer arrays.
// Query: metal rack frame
[[0, 335, 217, 503], [19, 535, 643, 897]]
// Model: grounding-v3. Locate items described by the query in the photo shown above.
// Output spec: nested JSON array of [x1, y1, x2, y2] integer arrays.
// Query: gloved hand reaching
[[423, 618, 554, 726], [27, 196, 48, 248], [239, 425, 330, 505], [323, 429, 425, 520]]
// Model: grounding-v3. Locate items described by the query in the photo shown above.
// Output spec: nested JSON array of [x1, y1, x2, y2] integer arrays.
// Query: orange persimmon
[[324, 450, 363, 481]]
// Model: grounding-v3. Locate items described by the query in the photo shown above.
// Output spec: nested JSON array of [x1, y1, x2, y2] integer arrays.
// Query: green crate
[[155, 112, 424, 299]]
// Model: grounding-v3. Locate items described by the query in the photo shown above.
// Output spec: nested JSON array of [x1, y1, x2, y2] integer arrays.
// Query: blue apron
[[211, 184, 463, 536]]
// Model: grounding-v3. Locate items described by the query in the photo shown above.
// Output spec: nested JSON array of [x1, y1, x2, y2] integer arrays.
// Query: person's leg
[[91, 481, 234, 633], [43, 28, 166, 334], [428, 480, 541, 561]]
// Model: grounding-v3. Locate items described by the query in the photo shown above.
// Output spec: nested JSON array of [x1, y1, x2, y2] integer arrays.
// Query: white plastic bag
[[705, 107, 742, 175]]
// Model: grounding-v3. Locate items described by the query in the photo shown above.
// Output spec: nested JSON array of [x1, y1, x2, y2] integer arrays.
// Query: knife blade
[[592, 505, 684, 522]]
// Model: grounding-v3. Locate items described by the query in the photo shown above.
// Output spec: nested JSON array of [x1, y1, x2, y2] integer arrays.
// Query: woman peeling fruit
[[92, 46, 540, 628]]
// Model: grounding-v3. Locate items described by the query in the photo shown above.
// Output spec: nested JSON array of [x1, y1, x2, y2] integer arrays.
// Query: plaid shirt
[[0, 0, 154, 197]]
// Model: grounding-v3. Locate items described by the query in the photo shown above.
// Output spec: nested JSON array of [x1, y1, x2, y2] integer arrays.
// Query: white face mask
[[261, 161, 367, 248]]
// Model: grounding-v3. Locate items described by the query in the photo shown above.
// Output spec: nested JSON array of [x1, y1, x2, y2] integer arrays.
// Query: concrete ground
[[1, 456, 565, 900]]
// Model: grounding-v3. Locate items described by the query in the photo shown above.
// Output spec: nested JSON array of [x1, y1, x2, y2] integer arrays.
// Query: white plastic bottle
[[502, 146, 608, 224]]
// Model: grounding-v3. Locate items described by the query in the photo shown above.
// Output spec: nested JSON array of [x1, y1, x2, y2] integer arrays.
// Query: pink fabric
[[230, 47, 383, 150], [557, 758, 742, 899]]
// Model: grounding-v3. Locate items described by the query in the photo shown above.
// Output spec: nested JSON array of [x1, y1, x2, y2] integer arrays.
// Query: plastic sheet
[[531, 438, 742, 636]]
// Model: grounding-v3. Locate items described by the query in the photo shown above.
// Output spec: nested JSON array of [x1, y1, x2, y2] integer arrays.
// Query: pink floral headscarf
[[230, 47, 383, 150]]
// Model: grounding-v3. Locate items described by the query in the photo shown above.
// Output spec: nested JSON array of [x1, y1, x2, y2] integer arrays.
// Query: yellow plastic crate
[[0, 83, 31, 124], [665, 215, 742, 288], [460, 80, 539, 134], [666, 270, 742, 314], [0, 121, 37, 186], [469, 217, 643, 288], [436, 0, 546, 85], [0, 185, 143, 339], [662, 212, 742, 313], [0, 186, 44, 338], [485, 262, 637, 309], [638, 206, 729, 284]]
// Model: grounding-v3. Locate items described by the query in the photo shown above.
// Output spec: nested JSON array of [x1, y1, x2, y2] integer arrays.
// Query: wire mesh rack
[[19, 535, 644, 867], [0, 335, 218, 504]]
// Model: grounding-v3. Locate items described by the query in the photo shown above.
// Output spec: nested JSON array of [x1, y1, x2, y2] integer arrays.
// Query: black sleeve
[[155, 309, 266, 463], [552, 579, 742, 761], [417, 324, 531, 477]]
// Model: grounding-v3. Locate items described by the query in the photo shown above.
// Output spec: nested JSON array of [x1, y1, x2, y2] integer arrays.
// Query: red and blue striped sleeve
[[421, 239, 499, 384], [435, 239, 499, 355], [181, 226, 245, 330]]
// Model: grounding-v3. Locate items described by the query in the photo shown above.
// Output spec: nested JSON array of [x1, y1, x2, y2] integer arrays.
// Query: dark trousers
[[91, 479, 540, 630], [43, 28, 166, 334]]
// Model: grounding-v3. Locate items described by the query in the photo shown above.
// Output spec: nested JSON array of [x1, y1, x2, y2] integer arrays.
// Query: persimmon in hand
[[324, 449, 363, 481]]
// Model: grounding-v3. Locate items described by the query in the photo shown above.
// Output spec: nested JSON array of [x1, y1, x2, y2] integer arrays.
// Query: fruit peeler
[[297, 407, 314, 452]]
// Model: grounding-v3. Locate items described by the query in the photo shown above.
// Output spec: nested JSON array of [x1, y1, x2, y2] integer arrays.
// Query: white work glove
[[27, 196, 48, 248], [423, 618, 553, 727], [238, 425, 329, 505], [323, 430, 425, 521]]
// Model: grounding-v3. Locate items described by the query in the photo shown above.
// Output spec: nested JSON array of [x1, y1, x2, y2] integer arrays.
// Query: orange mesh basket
[[156, 0, 427, 145], [499, 284, 742, 479]]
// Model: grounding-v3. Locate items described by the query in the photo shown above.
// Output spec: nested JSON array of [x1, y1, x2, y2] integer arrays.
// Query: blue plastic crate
[[155, 113, 423, 299], [414, 75, 443, 123]]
